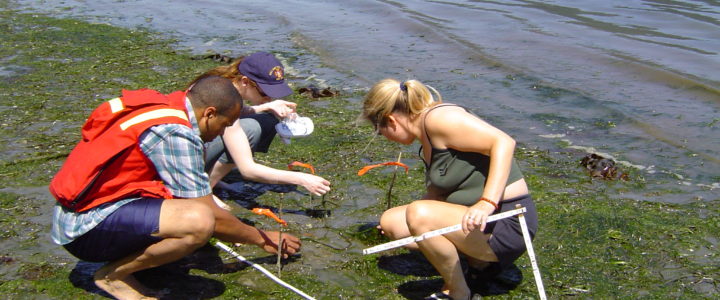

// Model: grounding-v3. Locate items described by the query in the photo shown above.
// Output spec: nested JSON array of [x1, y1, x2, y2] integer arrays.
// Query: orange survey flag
[[357, 162, 409, 176], [251, 208, 288, 226], [287, 161, 316, 175]]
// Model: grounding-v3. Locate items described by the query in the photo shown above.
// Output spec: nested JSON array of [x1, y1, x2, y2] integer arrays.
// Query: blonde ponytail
[[362, 78, 441, 128]]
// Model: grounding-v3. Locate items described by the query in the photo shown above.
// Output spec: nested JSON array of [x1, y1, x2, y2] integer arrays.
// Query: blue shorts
[[64, 198, 164, 262], [484, 194, 538, 267]]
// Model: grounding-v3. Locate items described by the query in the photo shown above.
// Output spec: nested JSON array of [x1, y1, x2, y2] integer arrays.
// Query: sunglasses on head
[[371, 114, 389, 134]]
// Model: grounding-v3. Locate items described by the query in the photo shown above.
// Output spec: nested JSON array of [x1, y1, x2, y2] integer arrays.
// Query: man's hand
[[259, 230, 301, 258]]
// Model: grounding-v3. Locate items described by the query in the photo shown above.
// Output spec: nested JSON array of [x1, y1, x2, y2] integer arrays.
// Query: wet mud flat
[[1, 2, 718, 299]]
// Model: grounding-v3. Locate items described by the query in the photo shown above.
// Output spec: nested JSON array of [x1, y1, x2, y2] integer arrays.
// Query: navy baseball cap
[[238, 52, 293, 99]]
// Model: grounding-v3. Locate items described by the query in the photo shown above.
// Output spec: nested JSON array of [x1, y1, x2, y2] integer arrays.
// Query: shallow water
[[17, 0, 720, 203]]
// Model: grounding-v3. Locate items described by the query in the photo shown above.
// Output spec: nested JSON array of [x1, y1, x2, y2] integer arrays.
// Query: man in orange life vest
[[49, 76, 300, 299]]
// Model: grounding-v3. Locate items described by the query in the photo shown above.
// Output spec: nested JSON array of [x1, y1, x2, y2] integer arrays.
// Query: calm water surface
[[19, 0, 720, 203]]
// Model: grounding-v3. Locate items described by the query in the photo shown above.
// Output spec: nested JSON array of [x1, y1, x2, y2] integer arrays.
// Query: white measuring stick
[[518, 209, 547, 300], [214, 241, 316, 300], [362, 207, 527, 255]]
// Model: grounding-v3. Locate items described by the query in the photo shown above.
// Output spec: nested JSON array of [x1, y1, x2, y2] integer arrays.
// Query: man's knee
[[188, 203, 215, 241], [169, 201, 215, 245]]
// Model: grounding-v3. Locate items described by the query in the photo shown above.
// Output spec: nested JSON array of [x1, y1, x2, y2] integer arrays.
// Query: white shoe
[[275, 114, 314, 144]]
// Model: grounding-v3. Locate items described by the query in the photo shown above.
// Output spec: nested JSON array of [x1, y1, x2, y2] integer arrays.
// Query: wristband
[[479, 197, 498, 210]]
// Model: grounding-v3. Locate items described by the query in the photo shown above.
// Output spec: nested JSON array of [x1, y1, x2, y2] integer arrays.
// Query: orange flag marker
[[357, 161, 409, 176], [288, 161, 316, 174], [252, 208, 288, 226]]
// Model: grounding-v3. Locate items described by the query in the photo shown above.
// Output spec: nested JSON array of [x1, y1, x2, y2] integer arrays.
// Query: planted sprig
[[288, 160, 334, 214], [252, 206, 288, 276], [358, 154, 408, 209]]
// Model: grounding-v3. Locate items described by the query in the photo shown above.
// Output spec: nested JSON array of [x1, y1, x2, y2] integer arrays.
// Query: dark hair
[[187, 75, 243, 116]]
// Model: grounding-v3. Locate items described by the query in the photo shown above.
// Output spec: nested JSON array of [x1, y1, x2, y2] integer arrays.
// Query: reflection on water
[[17, 0, 720, 203]]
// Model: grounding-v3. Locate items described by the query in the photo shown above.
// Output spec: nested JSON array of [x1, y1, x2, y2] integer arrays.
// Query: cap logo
[[269, 66, 284, 81]]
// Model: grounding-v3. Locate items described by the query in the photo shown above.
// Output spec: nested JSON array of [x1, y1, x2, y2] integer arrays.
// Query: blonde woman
[[361, 79, 538, 300]]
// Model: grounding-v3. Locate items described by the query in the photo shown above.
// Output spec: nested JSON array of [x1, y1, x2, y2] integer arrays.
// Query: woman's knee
[[405, 201, 436, 230], [238, 117, 263, 146], [239, 114, 278, 153], [379, 207, 408, 240]]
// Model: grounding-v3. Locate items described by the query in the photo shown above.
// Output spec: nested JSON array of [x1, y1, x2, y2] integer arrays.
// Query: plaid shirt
[[51, 99, 211, 245]]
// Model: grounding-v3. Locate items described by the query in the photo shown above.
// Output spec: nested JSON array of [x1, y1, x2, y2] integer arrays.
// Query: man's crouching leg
[[94, 199, 215, 300]]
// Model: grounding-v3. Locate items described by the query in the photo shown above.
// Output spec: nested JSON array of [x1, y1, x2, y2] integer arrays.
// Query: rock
[[298, 85, 339, 98]]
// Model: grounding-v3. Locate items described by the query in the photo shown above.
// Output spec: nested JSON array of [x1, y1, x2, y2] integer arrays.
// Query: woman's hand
[[296, 173, 331, 196], [258, 100, 297, 119], [462, 200, 497, 234]]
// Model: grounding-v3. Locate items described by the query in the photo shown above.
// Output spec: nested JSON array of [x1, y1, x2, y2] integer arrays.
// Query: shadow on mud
[[377, 250, 524, 299], [214, 179, 334, 219], [465, 263, 524, 297], [378, 251, 441, 299], [378, 251, 437, 277], [213, 179, 299, 204], [67, 244, 283, 299]]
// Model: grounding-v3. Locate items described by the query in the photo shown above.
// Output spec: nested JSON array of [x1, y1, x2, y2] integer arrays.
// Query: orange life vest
[[49, 89, 192, 212]]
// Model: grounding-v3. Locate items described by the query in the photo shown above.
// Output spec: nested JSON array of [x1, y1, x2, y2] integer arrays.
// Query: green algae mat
[[1, 2, 718, 299]]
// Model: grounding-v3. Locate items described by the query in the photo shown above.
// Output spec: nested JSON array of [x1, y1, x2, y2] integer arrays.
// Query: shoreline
[[0, 3, 718, 299]]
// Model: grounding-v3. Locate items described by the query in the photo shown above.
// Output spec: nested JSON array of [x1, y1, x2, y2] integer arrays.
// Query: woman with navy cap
[[189, 52, 331, 200]]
